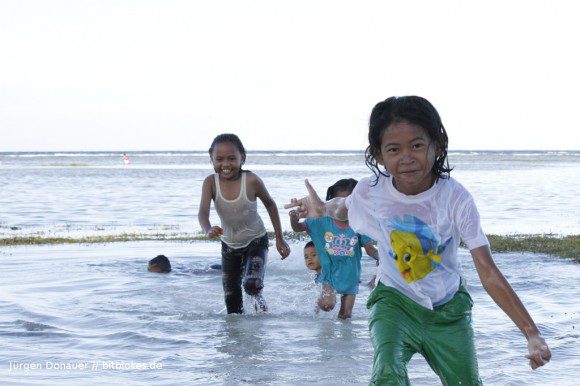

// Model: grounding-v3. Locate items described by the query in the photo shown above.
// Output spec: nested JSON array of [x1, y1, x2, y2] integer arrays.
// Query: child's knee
[[370, 364, 409, 386], [243, 278, 263, 295], [318, 294, 336, 311], [319, 301, 335, 312], [318, 285, 336, 311]]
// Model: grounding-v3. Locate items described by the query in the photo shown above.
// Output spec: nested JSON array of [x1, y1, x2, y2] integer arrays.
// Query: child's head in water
[[148, 255, 171, 273], [208, 133, 246, 180], [303, 241, 321, 273], [326, 178, 358, 200], [365, 96, 452, 195]]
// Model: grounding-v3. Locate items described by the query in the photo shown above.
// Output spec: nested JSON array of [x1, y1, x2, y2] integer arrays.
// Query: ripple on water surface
[[0, 241, 578, 385]]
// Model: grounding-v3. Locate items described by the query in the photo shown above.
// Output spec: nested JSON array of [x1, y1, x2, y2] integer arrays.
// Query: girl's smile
[[211, 142, 245, 180], [377, 120, 438, 195]]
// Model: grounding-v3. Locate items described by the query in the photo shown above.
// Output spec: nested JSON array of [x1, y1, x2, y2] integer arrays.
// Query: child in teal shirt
[[290, 179, 378, 318]]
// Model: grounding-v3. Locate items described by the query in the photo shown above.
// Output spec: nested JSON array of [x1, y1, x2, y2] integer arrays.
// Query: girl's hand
[[526, 335, 551, 369], [206, 226, 223, 239], [284, 179, 325, 219], [276, 238, 291, 260]]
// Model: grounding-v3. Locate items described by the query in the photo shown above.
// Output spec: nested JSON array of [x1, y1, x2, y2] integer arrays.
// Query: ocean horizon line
[[1, 149, 578, 157]]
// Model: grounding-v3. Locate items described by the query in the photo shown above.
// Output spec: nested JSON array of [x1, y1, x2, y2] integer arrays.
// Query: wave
[[2, 152, 211, 158], [1, 151, 366, 158], [15, 319, 57, 332], [253, 152, 364, 157], [451, 151, 579, 156], [2, 150, 578, 158]]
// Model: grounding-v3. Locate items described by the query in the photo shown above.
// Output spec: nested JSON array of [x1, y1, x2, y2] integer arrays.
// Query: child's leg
[[338, 295, 356, 319], [221, 243, 244, 314], [242, 235, 269, 296], [367, 284, 422, 385], [317, 284, 336, 312], [421, 287, 482, 385]]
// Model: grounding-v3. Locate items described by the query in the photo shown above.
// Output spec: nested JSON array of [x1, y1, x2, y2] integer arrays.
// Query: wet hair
[[326, 178, 358, 200], [208, 133, 247, 167], [148, 255, 172, 273], [304, 241, 315, 249], [365, 96, 452, 184]]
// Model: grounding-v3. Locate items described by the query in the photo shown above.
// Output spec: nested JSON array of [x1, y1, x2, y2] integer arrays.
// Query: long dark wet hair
[[365, 96, 452, 184], [208, 133, 247, 172], [326, 178, 358, 200]]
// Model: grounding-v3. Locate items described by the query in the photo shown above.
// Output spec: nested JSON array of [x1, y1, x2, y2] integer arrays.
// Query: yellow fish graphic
[[390, 230, 443, 283]]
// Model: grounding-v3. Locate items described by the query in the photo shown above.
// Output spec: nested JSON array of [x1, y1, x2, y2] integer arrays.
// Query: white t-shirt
[[346, 175, 489, 309]]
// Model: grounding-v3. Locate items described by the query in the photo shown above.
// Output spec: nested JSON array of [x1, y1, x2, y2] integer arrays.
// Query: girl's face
[[304, 246, 321, 271], [211, 142, 244, 180], [376, 120, 438, 195]]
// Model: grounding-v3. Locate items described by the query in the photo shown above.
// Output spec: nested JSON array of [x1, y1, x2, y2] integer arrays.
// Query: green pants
[[367, 283, 481, 386]]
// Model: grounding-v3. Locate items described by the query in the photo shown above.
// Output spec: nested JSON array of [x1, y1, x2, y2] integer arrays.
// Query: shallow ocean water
[[0, 151, 579, 238], [0, 151, 578, 384], [0, 240, 578, 385]]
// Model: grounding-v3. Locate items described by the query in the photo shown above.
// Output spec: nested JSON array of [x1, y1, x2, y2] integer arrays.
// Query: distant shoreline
[[1, 150, 578, 156], [1, 232, 577, 262]]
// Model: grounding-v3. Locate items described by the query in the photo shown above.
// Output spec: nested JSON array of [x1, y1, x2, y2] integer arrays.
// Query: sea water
[[0, 150, 578, 238], [0, 151, 579, 385]]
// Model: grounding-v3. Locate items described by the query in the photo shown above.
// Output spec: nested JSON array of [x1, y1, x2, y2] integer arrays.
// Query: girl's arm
[[253, 174, 291, 259], [198, 176, 222, 238], [363, 242, 379, 261], [471, 245, 551, 369], [289, 210, 307, 232], [285, 179, 348, 221]]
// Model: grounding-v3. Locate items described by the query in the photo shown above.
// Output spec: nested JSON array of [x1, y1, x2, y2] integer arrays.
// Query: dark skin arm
[[471, 245, 551, 369], [251, 173, 290, 259], [197, 175, 223, 238], [363, 242, 379, 260], [289, 209, 307, 232]]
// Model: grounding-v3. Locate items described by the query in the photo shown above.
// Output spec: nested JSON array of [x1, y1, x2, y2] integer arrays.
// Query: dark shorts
[[221, 234, 269, 314]]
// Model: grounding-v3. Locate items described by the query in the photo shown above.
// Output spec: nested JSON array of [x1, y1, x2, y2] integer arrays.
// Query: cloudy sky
[[1, 0, 579, 151]]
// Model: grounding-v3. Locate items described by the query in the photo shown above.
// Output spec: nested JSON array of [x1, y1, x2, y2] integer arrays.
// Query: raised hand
[[525, 335, 551, 369], [284, 179, 325, 219]]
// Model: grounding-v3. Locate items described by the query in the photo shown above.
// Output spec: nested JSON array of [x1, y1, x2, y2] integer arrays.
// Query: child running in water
[[290, 179, 379, 319], [286, 96, 550, 384], [303, 241, 329, 312], [198, 133, 290, 314]]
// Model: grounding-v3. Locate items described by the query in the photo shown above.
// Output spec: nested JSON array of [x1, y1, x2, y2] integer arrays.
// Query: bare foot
[[253, 294, 268, 314]]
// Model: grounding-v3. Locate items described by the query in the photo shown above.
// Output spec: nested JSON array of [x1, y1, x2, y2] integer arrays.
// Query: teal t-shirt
[[305, 216, 373, 295]]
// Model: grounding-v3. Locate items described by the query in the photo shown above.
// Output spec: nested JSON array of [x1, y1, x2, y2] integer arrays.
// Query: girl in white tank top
[[213, 172, 266, 249], [198, 134, 290, 314]]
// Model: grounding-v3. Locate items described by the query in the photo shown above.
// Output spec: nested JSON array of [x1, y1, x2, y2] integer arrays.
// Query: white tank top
[[214, 172, 267, 249]]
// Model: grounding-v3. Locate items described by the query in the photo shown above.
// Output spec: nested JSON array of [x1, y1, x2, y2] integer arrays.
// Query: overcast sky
[[1, 0, 579, 151]]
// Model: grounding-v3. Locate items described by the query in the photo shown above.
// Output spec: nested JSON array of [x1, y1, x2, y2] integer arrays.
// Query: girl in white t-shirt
[[286, 96, 551, 385]]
